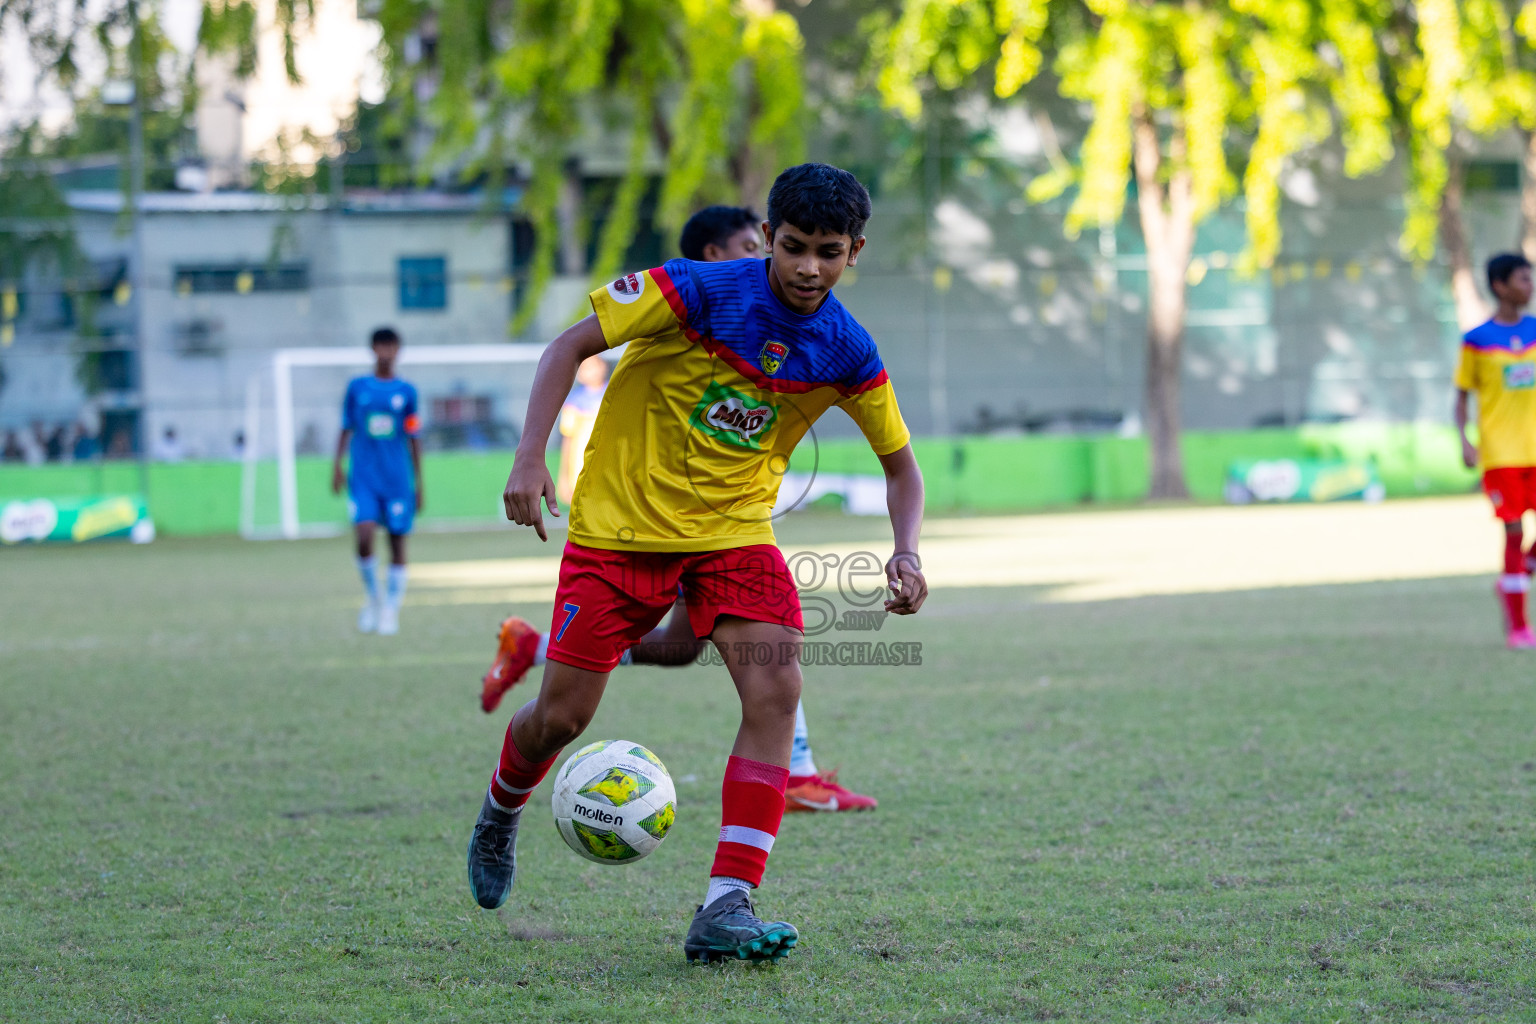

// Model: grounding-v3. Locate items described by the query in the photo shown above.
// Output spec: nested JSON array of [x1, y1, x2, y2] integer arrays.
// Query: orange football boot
[[784, 768, 877, 812], [480, 616, 541, 713]]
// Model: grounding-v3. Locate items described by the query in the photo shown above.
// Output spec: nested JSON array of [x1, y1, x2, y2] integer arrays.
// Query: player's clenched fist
[[503, 457, 561, 541], [884, 551, 927, 615]]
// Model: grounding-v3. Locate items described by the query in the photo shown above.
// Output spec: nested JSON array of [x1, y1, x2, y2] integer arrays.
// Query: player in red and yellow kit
[[481, 204, 879, 812], [1455, 252, 1536, 648], [465, 164, 927, 963]]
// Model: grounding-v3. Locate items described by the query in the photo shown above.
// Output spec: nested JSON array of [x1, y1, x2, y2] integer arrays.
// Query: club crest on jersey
[[758, 339, 790, 376], [689, 382, 779, 450], [606, 271, 646, 305]]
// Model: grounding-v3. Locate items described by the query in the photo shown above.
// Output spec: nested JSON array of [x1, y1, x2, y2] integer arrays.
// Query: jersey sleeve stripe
[[1464, 337, 1536, 352], [843, 369, 890, 395], [651, 267, 690, 324]]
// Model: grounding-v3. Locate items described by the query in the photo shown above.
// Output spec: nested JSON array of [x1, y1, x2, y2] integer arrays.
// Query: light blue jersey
[[342, 375, 419, 532]]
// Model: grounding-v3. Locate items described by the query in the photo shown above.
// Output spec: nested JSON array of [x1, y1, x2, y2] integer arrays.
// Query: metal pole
[[923, 111, 949, 437], [239, 375, 260, 538], [273, 354, 299, 538], [127, 0, 149, 493]]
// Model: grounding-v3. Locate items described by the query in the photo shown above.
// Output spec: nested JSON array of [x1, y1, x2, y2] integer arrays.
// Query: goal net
[[241, 345, 548, 539]]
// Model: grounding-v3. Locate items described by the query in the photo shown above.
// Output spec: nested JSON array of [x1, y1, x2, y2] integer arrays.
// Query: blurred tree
[[0, 129, 84, 392], [0, 0, 320, 396], [1373, 0, 1536, 330], [871, 0, 1396, 498], [375, 0, 807, 330]]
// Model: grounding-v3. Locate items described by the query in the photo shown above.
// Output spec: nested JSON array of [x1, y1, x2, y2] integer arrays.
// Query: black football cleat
[[466, 795, 520, 909], [683, 889, 799, 964]]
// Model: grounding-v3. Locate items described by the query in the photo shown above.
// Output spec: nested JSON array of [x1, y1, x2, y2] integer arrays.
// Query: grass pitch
[[3, 508, 1536, 1022]]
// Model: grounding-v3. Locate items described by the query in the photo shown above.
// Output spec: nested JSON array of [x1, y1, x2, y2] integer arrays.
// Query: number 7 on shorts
[[555, 602, 580, 643]]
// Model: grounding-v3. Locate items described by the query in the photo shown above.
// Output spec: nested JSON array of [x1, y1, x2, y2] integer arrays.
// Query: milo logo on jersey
[[1504, 362, 1536, 389], [689, 381, 779, 449]]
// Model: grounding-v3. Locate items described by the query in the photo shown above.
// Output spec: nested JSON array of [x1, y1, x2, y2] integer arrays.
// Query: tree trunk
[[1132, 110, 1194, 500], [1439, 156, 1486, 331], [1521, 130, 1536, 262]]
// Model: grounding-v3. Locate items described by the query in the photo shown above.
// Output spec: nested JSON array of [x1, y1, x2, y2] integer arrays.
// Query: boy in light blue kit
[[331, 327, 423, 635]]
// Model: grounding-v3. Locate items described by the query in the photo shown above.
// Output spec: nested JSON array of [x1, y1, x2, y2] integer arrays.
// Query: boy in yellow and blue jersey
[[480, 204, 879, 812], [466, 164, 928, 963], [1455, 253, 1536, 648]]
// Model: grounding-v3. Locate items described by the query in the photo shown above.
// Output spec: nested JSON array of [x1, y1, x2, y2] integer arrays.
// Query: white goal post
[[250, 344, 547, 539]]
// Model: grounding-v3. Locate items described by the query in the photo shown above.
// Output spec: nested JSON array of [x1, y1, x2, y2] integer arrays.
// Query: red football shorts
[[545, 542, 804, 672], [1483, 467, 1536, 522]]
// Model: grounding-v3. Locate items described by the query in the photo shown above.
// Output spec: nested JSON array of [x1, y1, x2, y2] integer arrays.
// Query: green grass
[[3, 521, 1536, 1022]]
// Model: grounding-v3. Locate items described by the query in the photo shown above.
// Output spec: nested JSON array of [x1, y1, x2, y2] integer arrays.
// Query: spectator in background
[[232, 430, 246, 460], [1, 429, 22, 462], [21, 421, 46, 465], [297, 422, 321, 455], [71, 422, 100, 462], [152, 426, 185, 462], [556, 354, 609, 506], [45, 423, 66, 462], [106, 426, 134, 459]]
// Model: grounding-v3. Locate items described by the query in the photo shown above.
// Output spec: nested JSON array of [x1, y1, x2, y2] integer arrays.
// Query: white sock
[[386, 564, 408, 607], [789, 700, 817, 778], [485, 785, 526, 819], [357, 556, 379, 603], [704, 875, 752, 908], [533, 632, 549, 666]]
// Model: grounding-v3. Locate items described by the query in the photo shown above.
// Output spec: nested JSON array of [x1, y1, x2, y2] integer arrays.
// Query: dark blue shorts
[[349, 486, 414, 535]]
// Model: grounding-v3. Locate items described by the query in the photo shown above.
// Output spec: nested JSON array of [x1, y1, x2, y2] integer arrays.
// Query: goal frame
[[247, 344, 547, 539]]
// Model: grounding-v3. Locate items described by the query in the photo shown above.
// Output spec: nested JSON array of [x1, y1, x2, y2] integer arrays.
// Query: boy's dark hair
[[1488, 253, 1532, 291], [679, 205, 759, 261], [371, 327, 401, 346], [766, 163, 872, 242]]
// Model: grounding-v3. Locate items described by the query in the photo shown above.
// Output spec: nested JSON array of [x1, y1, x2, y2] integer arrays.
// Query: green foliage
[[0, 134, 81, 284], [1377, 0, 1536, 260], [374, 0, 807, 332], [871, 0, 1398, 269], [0, 130, 83, 392], [197, 0, 257, 79]]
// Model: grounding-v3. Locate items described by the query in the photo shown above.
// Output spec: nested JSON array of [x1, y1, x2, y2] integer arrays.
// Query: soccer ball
[[550, 739, 677, 865]]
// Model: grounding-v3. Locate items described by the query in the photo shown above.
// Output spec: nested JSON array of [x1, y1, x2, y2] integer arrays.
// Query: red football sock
[[710, 755, 789, 887], [488, 724, 559, 813], [1500, 530, 1529, 632], [1505, 530, 1525, 575]]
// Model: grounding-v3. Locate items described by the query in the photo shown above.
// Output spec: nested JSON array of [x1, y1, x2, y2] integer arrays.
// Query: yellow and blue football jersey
[[572, 258, 910, 552], [1456, 316, 1536, 469]]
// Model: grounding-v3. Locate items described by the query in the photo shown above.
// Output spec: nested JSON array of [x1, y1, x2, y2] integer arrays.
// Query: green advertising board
[[0, 494, 154, 544], [1224, 459, 1385, 504]]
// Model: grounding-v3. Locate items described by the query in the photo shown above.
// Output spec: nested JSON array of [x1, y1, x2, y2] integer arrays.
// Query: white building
[[0, 190, 515, 459]]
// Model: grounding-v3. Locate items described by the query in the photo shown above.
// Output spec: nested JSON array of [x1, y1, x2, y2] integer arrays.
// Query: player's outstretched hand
[[503, 457, 561, 541], [1462, 437, 1479, 470], [884, 552, 927, 615], [330, 461, 345, 495]]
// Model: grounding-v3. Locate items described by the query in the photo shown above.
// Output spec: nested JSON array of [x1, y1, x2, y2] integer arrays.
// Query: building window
[[174, 262, 310, 294], [1466, 161, 1520, 192], [399, 256, 447, 310]]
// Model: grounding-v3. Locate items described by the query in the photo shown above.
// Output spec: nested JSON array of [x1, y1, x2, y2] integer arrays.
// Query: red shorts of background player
[[1483, 467, 1536, 522], [545, 541, 804, 672]]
